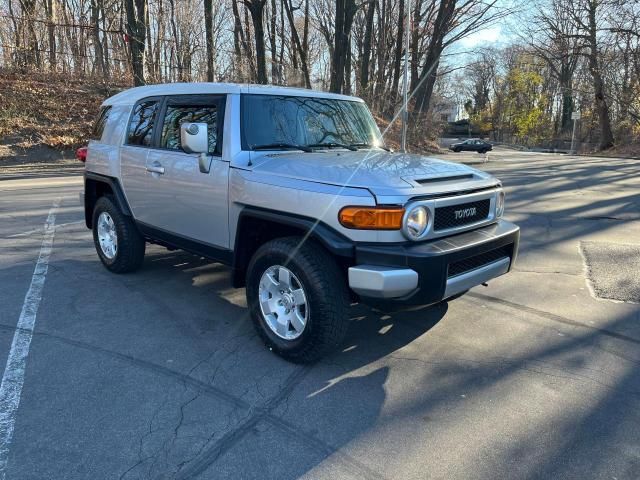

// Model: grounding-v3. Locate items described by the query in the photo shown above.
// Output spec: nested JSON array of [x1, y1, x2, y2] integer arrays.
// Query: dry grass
[[0, 71, 123, 151], [373, 113, 443, 154], [602, 143, 640, 159]]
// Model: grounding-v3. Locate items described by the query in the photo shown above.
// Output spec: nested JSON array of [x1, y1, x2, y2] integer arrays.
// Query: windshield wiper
[[251, 143, 312, 153], [350, 142, 391, 152], [307, 142, 358, 151]]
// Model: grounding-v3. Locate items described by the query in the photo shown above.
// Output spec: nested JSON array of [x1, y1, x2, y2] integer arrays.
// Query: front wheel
[[246, 237, 350, 363]]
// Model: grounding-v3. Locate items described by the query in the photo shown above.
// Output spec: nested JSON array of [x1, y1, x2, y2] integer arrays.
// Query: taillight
[[76, 146, 88, 163]]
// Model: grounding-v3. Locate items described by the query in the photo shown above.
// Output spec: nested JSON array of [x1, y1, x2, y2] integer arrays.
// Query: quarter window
[[127, 100, 159, 146], [160, 105, 219, 154], [91, 106, 111, 141]]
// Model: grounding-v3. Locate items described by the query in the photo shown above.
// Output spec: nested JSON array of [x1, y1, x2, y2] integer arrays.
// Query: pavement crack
[[173, 366, 312, 480]]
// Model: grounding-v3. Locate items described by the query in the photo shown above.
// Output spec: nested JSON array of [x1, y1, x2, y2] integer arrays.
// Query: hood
[[248, 150, 498, 197]]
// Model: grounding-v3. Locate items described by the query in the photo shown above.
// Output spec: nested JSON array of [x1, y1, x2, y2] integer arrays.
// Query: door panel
[[120, 95, 229, 249], [120, 145, 152, 221], [144, 149, 229, 248]]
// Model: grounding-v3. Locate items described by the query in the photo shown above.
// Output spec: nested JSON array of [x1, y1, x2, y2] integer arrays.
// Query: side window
[[91, 106, 111, 141], [160, 104, 219, 154], [127, 100, 159, 146]]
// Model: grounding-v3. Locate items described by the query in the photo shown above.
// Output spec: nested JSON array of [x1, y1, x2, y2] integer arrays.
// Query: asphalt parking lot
[[1, 148, 639, 479]]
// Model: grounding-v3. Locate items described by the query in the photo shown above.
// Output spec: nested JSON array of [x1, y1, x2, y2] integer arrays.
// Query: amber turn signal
[[339, 206, 404, 230]]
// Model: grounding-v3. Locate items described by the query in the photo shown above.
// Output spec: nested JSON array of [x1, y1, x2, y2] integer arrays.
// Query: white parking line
[[0, 198, 60, 478], [6, 220, 83, 239]]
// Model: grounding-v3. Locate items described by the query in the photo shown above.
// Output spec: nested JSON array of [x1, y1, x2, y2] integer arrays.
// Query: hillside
[[0, 72, 123, 174]]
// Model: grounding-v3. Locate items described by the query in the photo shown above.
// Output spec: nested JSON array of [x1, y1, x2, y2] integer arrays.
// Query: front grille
[[447, 246, 511, 278], [434, 199, 490, 231]]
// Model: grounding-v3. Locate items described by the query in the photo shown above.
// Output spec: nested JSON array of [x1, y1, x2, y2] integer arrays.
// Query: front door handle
[[146, 162, 165, 175]]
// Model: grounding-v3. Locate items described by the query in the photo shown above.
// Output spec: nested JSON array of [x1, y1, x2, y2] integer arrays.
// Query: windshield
[[241, 94, 383, 150]]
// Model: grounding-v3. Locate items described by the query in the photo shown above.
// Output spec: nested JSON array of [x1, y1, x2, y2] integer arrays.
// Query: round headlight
[[404, 205, 429, 240], [496, 190, 505, 217]]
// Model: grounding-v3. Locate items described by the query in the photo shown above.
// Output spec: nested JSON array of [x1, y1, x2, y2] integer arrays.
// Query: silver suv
[[82, 83, 519, 362]]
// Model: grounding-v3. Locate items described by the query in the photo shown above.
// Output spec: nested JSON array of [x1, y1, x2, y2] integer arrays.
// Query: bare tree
[[330, 0, 360, 93], [562, 0, 615, 149], [124, 0, 147, 85], [204, 0, 215, 81], [244, 0, 269, 83]]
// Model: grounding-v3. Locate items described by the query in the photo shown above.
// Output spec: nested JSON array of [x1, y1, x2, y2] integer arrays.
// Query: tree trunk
[[390, 0, 405, 103], [245, 0, 268, 84], [92, 0, 107, 80], [344, 34, 352, 94], [359, 0, 376, 97], [19, 0, 41, 68], [269, 0, 278, 83], [125, 0, 147, 86], [232, 0, 245, 79], [283, 0, 311, 88], [373, 0, 387, 107], [330, 0, 358, 93], [586, 0, 614, 150], [413, 0, 456, 115], [409, 0, 423, 92], [43, 0, 57, 71], [204, 0, 215, 81]]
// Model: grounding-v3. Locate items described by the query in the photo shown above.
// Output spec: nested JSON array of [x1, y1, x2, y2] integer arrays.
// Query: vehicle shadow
[[97, 247, 448, 479]]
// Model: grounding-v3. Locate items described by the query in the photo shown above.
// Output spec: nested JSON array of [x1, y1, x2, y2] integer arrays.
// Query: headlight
[[496, 190, 505, 217], [403, 205, 429, 240]]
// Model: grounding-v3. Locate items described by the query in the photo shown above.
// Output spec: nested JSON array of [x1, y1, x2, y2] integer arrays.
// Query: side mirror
[[180, 122, 208, 154], [180, 122, 211, 173]]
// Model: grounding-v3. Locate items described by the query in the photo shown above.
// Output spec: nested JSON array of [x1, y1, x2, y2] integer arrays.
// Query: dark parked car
[[449, 139, 493, 153]]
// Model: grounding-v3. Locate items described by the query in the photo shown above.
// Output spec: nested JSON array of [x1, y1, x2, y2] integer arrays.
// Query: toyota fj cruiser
[[82, 83, 519, 362]]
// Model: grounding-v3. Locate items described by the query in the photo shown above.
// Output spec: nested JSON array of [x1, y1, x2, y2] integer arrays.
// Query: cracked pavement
[[1, 149, 639, 479]]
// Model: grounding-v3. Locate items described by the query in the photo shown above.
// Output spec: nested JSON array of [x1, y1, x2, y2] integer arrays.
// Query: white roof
[[103, 82, 364, 106]]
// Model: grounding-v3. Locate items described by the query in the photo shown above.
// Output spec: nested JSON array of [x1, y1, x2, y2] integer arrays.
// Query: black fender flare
[[84, 172, 133, 228], [231, 206, 355, 287]]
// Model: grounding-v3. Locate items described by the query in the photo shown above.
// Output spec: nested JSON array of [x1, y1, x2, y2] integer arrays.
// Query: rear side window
[[127, 100, 159, 146], [160, 105, 219, 154], [91, 106, 111, 141]]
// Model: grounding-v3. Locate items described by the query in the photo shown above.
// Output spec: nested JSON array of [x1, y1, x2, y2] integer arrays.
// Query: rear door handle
[[146, 162, 165, 174]]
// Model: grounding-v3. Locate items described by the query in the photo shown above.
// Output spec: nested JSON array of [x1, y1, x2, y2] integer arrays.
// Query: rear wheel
[[246, 237, 349, 363], [92, 196, 145, 273]]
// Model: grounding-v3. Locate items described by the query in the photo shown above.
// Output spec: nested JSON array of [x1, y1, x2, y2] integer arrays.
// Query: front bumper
[[348, 219, 519, 305]]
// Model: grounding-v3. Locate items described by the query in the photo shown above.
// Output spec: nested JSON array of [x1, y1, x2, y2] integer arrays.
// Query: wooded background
[[0, 0, 638, 152]]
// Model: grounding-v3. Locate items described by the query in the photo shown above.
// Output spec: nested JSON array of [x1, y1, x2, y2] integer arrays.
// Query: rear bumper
[[348, 220, 519, 306]]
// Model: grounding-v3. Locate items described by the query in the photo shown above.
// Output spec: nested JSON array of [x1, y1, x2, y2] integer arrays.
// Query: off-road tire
[[92, 195, 145, 273], [246, 237, 350, 363]]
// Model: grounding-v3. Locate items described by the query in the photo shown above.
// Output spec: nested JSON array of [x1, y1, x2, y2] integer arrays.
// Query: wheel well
[[232, 215, 353, 288], [84, 178, 114, 228]]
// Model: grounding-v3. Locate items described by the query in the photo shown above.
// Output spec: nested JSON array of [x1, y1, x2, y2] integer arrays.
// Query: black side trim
[[84, 172, 133, 227], [137, 221, 233, 265], [237, 206, 355, 258]]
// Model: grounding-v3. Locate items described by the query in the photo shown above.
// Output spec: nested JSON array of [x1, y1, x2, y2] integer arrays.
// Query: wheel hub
[[258, 265, 308, 340], [97, 211, 118, 260], [281, 292, 295, 309]]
